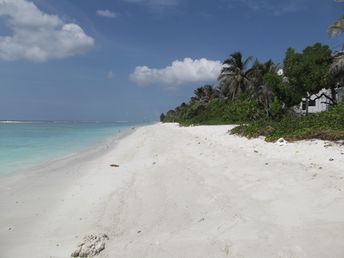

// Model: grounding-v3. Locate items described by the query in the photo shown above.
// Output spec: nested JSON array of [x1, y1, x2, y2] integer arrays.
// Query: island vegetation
[[161, 10, 344, 142]]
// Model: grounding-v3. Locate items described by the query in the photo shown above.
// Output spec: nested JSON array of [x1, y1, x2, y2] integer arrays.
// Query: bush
[[231, 101, 344, 141], [162, 97, 266, 126]]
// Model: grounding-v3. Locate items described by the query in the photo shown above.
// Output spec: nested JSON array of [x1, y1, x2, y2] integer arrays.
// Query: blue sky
[[0, 0, 343, 122]]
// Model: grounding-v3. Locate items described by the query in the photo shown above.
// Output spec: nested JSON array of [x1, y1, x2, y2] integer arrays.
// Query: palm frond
[[243, 56, 253, 69], [328, 16, 344, 38]]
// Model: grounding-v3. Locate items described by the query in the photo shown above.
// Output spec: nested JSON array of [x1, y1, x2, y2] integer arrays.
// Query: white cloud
[[130, 58, 222, 86], [107, 70, 114, 80], [96, 9, 117, 18], [0, 0, 95, 62]]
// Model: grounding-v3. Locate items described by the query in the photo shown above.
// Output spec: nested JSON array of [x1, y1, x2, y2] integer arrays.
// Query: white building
[[295, 88, 344, 114], [277, 69, 343, 114]]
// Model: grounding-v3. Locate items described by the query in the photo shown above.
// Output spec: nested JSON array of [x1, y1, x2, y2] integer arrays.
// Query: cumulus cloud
[[130, 58, 222, 86], [0, 0, 95, 62], [96, 9, 117, 18]]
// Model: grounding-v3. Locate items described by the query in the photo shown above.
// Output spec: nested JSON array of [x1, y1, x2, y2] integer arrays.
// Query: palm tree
[[330, 53, 344, 83], [328, 1, 344, 37], [192, 87, 205, 102], [330, 52, 344, 79], [328, 1, 344, 103], [217, 52, 253, 100], [329, 16, 344, 38], [202, 85, 219, 101], [248, 59, 279, 115], [192, 85, 218, 103]]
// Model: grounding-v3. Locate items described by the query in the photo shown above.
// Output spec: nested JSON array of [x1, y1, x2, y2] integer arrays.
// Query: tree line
[[161, 42, 343, 124]]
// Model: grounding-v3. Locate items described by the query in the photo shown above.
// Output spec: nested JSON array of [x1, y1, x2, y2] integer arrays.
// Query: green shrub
[[163, 97, 266, 126], [231, 101, 344, 141]]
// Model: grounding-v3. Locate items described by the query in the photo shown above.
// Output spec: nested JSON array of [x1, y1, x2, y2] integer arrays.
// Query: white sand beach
[[1, 123, 344, 258]]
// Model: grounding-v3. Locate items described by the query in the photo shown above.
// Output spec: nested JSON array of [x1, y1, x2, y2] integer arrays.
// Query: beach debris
[[265, 163, 269, 166], [71, 233, 109, 257], [254, 150, 258, 153], [137, 230, 142, 234], [329, 158, 334, 162], [110, 164, 120, 168], [224, 244, 231, 256], [275, 138, 288, 146], [198, 218, 205, 222], [324, 142, 333, 148]]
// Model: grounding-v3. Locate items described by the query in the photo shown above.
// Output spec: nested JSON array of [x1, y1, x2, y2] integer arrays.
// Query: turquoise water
[[0, 121, 138, 175]]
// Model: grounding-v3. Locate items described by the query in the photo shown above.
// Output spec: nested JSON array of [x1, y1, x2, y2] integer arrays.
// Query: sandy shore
[[1, 123, 344, 258]]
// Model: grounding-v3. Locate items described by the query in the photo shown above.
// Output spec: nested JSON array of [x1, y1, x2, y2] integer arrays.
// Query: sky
[[0, 0, 343, 122]]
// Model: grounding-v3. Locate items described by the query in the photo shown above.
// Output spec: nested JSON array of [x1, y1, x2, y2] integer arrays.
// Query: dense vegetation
[[161, 8, 344, 141], [162, 97, 265, 125], [231, 101, 344, 142]]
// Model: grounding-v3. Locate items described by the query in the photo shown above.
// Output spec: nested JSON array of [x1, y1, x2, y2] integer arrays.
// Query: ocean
[[0, 121, 139, 175]]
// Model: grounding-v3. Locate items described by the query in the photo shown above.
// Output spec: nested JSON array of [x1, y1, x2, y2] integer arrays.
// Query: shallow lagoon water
[[0, 121, 138, 175]]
